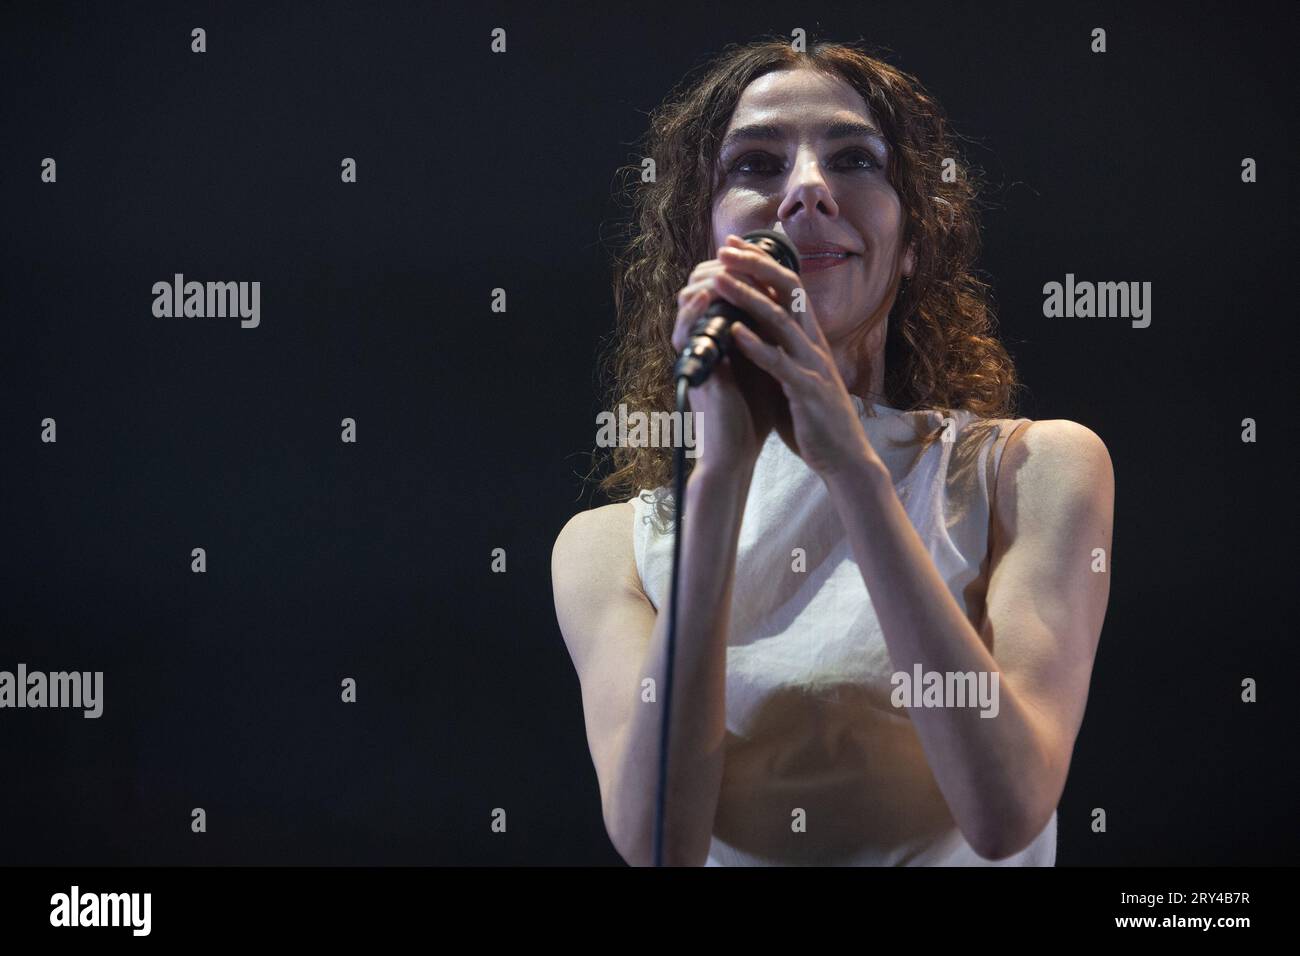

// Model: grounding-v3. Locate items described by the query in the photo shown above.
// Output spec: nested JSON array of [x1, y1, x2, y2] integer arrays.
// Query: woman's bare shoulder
[[994, 418, 1114, 527], [551, 502, 654, 674], [551, 501, 639, 592], [1003, 418, 1111, 470]]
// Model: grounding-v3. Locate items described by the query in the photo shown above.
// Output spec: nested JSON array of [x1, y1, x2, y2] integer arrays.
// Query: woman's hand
[[712, 234, 881, 480], [672, 255, 791, 475]]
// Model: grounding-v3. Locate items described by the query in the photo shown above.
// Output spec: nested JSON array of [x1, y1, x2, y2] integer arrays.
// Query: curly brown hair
[[592, 36, 1020, 515]]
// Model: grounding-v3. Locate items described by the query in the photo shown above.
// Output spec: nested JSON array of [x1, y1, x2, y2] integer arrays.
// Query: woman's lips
[[800, 253, 855, 274]]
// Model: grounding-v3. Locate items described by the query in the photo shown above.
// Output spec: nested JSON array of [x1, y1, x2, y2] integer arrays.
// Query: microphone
[[673, 229, 801, 386]]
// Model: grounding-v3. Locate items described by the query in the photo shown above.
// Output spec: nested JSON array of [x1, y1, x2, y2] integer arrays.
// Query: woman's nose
[[778, 153, 839, 220]]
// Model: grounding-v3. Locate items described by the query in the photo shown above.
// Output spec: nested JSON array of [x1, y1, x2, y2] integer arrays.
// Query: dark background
[[1, 0, 1294, 865]]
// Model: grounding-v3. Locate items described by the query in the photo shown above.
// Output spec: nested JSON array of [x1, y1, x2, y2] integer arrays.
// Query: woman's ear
[[902, 240, 917, 279]]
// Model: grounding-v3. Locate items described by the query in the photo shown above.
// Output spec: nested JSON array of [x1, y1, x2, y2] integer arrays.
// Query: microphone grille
[[740, 229, 801, 275]]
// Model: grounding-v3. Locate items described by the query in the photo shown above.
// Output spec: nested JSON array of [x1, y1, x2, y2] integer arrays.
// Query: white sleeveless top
[[630, 395, 1056, 866]]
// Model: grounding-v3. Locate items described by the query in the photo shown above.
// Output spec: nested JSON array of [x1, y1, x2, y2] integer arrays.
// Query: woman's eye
[[838, 149, 881, 171], [730, 153, 780, 176]]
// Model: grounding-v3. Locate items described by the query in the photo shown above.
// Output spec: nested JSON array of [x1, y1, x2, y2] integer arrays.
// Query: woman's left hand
[[711, 234, 881, 480]]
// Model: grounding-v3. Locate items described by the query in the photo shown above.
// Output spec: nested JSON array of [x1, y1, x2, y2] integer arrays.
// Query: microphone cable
[[651, 373, 690, 868]]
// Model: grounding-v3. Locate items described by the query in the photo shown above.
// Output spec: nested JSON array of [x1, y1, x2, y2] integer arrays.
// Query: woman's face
[[711, 66, 915, 346]]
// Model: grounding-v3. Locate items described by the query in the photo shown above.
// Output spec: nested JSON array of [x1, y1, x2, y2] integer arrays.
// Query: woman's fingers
[[731, 322, 810, 398], [708, 269, 823, 370], [718, 237, 832, 356], [674, 257, 774, 353], [677, 261, 768, 307]]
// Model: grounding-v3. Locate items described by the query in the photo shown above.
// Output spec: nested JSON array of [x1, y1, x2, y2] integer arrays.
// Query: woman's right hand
[[673, 258, 790, 474]]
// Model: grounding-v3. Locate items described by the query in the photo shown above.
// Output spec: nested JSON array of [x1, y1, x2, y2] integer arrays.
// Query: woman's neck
[[832, 318, 889, 407]]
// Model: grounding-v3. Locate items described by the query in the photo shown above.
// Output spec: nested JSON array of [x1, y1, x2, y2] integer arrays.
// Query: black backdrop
[[1, 0, 1294, 865]]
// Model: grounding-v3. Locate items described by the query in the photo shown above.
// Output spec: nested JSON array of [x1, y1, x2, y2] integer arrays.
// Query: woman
[[552, 37, 1113, 866]]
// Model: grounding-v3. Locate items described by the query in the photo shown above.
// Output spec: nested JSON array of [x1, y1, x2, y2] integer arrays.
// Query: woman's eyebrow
[[718, 119, 885, 154]]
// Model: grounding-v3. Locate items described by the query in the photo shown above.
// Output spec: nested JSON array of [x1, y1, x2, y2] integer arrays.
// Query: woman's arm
[[822, 418, 1114, 860], [552, 461, 755, 866]]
